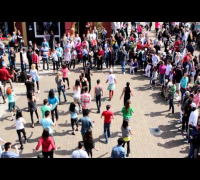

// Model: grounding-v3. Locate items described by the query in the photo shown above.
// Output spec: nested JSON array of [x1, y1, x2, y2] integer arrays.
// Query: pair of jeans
[[17, 128, 27, 147], [181, 88, 186, 100], [58, 86, 66, 103], [97, 58, 103, 70], [169, 96, 174, 113], [42, 58, 49, 70], [71, 118, 78, 131], [104, 123, 111, 143], [106, 58, 111, 69], [42, 149, 54, 158], [51, 106, 58, 122], [182, 115, 189, 132], [83, 56, 87, 67], [63, 78, 69, 88], [70, 59, 76, 69], [188, 143, 199, 158], [122, 140, 130, 155], [160, 74, 165, 85], [53, 61, 59, 71], [121, 61, 125, 73], [58, 57, 62, 68], [96, 95, 101, 112], [23, 63, 26, 72], [30, 110, 39, 124]]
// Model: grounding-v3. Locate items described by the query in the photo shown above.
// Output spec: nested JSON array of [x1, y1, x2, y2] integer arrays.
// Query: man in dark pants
[[101, 105, 114, 144], [27, 47, 33, 72], [83, 63, 93, 93], [181, 94, 193, 134], [94, 79, 103, 113]]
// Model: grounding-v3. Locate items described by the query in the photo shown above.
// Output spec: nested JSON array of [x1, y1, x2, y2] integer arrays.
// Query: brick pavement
[[0, 23, 196, 158]]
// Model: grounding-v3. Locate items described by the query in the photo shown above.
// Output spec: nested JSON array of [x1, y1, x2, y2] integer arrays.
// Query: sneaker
[[178, 127, 183, 131], [178, 120, 182, 123], [37, 90, 40, 93], [123, 72, 125, 75], [20, 146, 24, 150], [126, 154, 129, 157], [72, 132, 75, 135], [104, 141, 108, 144], [183, 135, 188, 140], [75, 128, 78, 131]]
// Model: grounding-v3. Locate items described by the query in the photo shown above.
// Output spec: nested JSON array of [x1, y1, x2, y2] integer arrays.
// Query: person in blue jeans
[[188, 126, 200, 158], [101, 105, 114, 144], [55, 72, 66, 104], [180, 73, 189, 100], [111, 138, 126, 158], [119, 47, 128, 74]]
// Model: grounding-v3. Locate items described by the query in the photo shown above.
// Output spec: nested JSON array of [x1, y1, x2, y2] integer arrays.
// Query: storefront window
[[34, 22, 60, 38]]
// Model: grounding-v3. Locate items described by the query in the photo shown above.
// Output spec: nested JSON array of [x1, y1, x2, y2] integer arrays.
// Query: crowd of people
[[0, 22, 200, 158]]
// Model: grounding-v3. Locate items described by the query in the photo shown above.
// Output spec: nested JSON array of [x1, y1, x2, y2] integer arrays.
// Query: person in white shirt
[[15, 110, 27, 150], [152, 53, 160, 67], [188, 103, 198, 128], [71, 141, 89, 158], [165, 60, 172, 80], [63, 41, 71, 51], [74, 34, 81, 46], [22, 48, 28, 71], [116, 22, 121, 31], [106, 69, 117, 101], [64, 48, 71, 69], [112, 22, 117, 34], [90, 30, 97, 40], [30, 64, 40, 93]]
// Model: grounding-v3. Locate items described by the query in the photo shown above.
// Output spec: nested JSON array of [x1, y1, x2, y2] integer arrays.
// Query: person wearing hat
[[0, 62, 13, 95], [185, 102, 199, 142], [106, 69, 117, 101]]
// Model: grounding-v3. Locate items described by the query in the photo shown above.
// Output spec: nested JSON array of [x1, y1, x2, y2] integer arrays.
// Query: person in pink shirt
[[61, 64, 70, 90], [81, 86, 91, 116], [155, 22, 160, 36], [159, 61, 166, 85], [137, 24, 142, 35], [193, 89, 200, 108], [35, 129, 57, 159]]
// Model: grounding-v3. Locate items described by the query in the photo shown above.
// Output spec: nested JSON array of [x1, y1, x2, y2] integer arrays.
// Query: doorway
[[79, 22, 87, 37]]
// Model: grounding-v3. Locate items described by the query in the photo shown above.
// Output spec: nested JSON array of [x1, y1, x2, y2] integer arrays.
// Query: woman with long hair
[[55, 72, 66, 104], [69, 100, 79, 135], [35, 128, 57, 159], [27, 91, 39, 128], [73, 79, 81, 111], [121, 100, 134, 121], [6, 87, 16, 121], [121, 120, 134, 157], [48, 89, 59, 123], [30, 64, 40, 93], [120, 82, 134, 106], [83, 129, 98, 158], [15, 110, 27, 150], [79, 73, 88, 94]]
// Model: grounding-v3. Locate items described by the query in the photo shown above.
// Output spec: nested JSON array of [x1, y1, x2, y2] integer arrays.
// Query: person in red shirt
[[101, 105, 114, 144], [32, 50, 39, 71], [174, 38, 181, 52], [97, 47, 104, 70], [35, 128, 57, 158], [0, 63, 13, 94], [137, 41, 143, 50]]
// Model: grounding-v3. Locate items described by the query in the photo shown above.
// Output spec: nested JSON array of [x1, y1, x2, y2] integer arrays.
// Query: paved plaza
[[1, 25, 198, 158]]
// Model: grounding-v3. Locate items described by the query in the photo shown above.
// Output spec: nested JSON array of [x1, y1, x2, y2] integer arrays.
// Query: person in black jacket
[[27, 47, 33, 72], [175, 65, 183, 98], [186, 42, 194, 56], [180, 94, 193, 133]]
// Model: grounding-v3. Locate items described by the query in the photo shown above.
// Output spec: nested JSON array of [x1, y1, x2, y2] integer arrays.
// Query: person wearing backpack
[[94, 79, 103, 113]]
